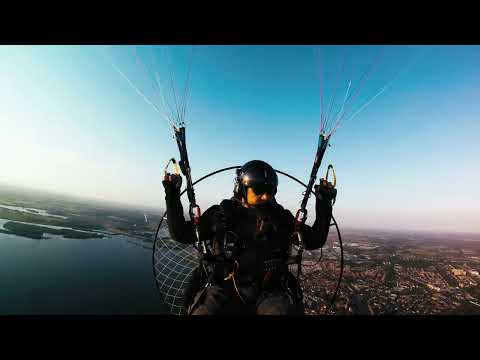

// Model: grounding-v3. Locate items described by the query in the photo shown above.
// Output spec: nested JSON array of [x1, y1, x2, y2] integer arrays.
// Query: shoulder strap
[[219, 199, 234, 232]]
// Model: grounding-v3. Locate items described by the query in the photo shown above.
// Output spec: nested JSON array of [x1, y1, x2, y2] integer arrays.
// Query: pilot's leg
[[256, 288, 305, 315], [188, 285, 238, 315]]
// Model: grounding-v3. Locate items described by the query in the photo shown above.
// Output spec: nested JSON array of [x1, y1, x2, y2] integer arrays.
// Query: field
[[0, 185, 162, 240]]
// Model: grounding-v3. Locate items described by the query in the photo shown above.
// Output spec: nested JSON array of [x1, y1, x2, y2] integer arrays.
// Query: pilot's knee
[[256, 289, 304, 315], [189, 285, 231, 315]]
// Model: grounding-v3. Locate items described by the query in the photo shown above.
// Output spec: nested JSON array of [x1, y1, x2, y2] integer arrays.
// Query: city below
[[301, 228, 480, 315]]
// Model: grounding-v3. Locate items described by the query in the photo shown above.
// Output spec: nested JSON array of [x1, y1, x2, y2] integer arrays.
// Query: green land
[[0, 221, 104, 240], [0, 184, 162, 240]]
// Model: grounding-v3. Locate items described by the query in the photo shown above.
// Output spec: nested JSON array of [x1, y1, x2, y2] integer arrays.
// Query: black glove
[[314, 180, 337, 203], [162, 173, 182, 195]]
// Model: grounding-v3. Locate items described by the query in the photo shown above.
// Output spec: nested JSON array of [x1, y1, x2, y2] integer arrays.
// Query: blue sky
[[0, 45, 479, 233]]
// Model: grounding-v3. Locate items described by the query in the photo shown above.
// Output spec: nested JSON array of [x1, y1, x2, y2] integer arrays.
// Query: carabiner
[[164, 158, 181, 177], [324, 164, 336, 188], [295, 208, 307, 226], [190, 204, 202, 225]]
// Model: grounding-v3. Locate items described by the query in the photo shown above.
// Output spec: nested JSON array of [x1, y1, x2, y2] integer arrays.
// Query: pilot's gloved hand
[[314, 179, 337, 204], [162, 173, 182, 195]]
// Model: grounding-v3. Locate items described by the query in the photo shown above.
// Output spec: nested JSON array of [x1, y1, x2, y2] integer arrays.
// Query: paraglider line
[[111, 62, 173, 128]]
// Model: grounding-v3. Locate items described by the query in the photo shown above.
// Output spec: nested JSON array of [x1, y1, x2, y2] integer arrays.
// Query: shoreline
[[0, 221, 104, 240]]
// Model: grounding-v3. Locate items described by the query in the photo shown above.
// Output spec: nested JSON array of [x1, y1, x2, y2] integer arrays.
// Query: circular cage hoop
[[152, 165, 342, 315]]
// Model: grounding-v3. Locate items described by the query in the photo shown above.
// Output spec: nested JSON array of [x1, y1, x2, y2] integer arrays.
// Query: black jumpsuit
[[164, 184, 332, 315]]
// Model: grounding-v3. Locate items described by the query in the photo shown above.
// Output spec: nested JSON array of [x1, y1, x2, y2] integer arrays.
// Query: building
[[427, 284, 441, 292], [451, 269, 467, 276]]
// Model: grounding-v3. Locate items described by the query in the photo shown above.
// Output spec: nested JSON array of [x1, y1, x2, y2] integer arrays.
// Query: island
[[0, 221, 104, 240]]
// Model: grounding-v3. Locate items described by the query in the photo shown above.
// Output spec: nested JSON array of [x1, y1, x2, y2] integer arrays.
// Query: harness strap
[[223, 261, 246, 304]]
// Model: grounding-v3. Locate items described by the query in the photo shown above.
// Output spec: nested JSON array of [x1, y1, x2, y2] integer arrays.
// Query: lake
[[0, 230, 170, 315]]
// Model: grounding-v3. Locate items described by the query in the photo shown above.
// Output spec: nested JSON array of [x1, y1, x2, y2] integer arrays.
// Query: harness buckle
[[294, 208, 307, 227], [191, 204, 201, 225]]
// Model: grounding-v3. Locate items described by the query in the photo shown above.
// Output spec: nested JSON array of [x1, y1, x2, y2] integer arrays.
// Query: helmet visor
[[250, 183, 276, 196]]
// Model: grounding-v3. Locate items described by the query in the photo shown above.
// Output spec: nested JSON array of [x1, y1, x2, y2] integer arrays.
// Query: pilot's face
[[244, 187, 273, 207]]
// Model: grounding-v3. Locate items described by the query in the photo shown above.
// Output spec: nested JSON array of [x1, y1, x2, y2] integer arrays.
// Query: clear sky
[[1, 45, 479, 233]]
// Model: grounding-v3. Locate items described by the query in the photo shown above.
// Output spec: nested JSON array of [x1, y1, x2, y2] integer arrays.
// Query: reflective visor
[[250, 183, 275, 196]]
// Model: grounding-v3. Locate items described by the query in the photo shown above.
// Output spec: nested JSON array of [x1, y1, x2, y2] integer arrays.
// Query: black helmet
[[234, 160, 278, 200]]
